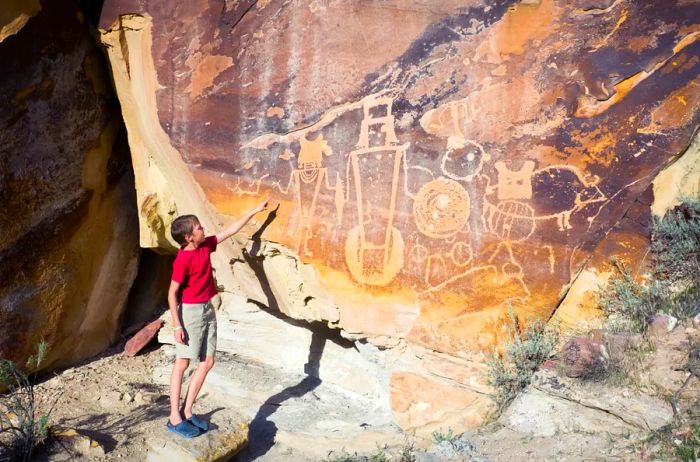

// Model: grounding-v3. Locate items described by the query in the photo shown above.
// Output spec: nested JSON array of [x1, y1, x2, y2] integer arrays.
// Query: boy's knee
[[201, 356, 215, 370], [174, 358, 190, 370]]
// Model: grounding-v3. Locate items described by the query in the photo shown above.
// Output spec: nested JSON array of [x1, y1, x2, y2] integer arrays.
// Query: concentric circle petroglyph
[[413, 177, 470, 239]]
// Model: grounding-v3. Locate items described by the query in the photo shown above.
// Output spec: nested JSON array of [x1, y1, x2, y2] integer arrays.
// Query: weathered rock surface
[[159, 293, 389, 398], [0, 0, 139, 370], [506, 368, 674, 436], [98, 0, 700, 431], [147, 414, 248, 462]]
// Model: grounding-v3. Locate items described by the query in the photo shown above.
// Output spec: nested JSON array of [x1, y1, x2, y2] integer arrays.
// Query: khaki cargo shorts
[[176, 300, 217, 360]]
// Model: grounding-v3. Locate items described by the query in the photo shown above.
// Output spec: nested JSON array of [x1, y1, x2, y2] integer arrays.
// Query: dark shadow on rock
[[53, 404, 169, 454], [244, 204, 281, 311], [234, 332, 326, 461]]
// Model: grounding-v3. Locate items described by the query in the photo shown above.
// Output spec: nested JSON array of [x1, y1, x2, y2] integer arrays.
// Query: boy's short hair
[[171, 215, 200, 246]]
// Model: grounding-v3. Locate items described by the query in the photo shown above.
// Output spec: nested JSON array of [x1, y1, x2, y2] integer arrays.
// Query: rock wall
[[0, 0, 139, 370], [98, 0, 700, 432]]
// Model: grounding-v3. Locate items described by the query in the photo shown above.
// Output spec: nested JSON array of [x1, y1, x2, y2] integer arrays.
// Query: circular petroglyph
[[413, 177, 470, 239], [450, 241, 474, 267], [441, 138, 486, 182]]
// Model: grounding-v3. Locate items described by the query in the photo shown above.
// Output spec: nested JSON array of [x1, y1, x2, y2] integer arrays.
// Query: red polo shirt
[[171, 235, 219, 303]]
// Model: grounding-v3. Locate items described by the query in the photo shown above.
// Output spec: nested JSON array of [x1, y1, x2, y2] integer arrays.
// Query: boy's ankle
[[169, 414, 183, 425]]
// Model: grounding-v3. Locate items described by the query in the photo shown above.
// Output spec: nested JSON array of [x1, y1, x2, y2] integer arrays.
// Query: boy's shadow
[[235, 205, 338, 460], [234, 332, 325, 461]]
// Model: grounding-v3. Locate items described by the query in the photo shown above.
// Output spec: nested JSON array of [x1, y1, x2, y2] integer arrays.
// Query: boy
[[166, 197, 270, 438]]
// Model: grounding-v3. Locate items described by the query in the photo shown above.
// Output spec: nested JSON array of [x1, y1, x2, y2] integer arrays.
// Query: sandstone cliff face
[[98, 0, 700, 432], [0, 1, 139, 370]]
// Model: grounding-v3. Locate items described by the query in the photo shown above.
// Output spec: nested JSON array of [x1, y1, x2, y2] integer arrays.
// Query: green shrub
[[486, 308, 557, 414], [652, 196, 700, 284], [676, 425, 700, 462], [325, 442, 416, 462], [0, 341, 52, 462], [431, 428, 456, 445], [597, 196, 700, 332], [596, 259, 664, 333]]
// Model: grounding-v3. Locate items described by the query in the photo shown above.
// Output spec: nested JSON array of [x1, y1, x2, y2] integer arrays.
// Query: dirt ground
[[17, 319, 700, 462], [31, 341, 173, 461]]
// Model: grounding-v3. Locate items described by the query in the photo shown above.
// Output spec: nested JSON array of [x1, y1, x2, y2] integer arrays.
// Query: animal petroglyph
[[494, 160, 535, 200], [485, 163, 607, 231], [413, 177, 470, 239], [485, 200, 536, 242], [344, 96, 407, 286], [226, 174, 269, 196], [420, 97, 482, 141], [529, 165, 606, 231]]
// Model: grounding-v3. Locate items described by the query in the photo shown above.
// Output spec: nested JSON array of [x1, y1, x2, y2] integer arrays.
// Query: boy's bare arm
[[168, 280, 185, 344], [216, 196, 271, 243]]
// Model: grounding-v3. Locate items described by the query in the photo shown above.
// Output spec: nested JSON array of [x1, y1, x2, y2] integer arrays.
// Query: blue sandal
[[187, 415, 209, 432], [166, 420, 200, 438]]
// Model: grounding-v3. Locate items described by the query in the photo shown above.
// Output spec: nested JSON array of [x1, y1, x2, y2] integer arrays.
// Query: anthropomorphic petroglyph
[[344, 97, 407, 286], [276, 133, 344, 256]]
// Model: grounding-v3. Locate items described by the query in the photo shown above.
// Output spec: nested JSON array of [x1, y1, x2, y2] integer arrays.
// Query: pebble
[[123, 392, 133, 403]]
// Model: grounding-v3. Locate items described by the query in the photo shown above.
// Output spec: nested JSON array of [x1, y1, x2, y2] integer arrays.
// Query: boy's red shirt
[[172, 235, 219, 304]]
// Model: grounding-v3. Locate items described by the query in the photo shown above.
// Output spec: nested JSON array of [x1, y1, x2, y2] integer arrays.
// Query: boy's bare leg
[[169, 358, 190, 424], [183, 356, 215, 418]]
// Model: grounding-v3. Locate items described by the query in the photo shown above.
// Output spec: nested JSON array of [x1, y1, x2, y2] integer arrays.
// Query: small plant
[[596, 259, 664, 333], [0, 341, 53, 462], [652, 196, 700, 284], [633, 422, 700, 462], [676, 425, 700, 462], [325, 442, 416, 462], [597, 196, 700, 332], [486, 308, 557, 414], [431, 427, 456, 445]]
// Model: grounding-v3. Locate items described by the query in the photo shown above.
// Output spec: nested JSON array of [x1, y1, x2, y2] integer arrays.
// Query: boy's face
[[187, 221, 206, 247]]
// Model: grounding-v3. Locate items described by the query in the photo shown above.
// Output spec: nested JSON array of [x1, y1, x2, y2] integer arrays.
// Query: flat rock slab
[[503, 368, 673, 438], [125, 319, 164, 357], [147, 411, 248, 462], [533, 369, 673, 431]]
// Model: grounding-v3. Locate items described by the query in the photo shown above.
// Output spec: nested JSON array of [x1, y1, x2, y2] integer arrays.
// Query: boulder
[[0, 0, 139, 371], [648, 314, 678, 337], [589, 329, 644, 362], [147, 416, 248, 462], [560, 336, 609, 379]]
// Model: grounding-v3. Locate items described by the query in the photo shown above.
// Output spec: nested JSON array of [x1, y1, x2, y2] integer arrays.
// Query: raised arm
[[216, 196, 271, 243]]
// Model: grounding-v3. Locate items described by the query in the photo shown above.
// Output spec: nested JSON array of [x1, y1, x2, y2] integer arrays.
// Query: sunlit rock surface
[[0, 1, 139, 370], [99, 0, 700, 431]]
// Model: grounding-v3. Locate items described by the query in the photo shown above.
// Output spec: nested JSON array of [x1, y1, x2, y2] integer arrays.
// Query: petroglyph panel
[[103, 0, 700, 429]]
